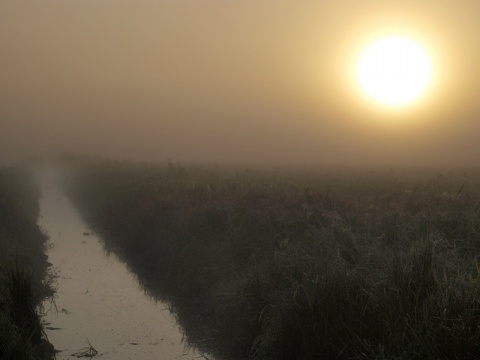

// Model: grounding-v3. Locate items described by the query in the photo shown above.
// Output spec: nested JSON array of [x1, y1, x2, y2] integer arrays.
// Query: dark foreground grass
[[63, 157, 480, 360], [0, 164, 54, 360]]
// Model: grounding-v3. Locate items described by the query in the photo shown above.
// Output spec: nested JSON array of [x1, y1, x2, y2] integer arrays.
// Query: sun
[[357, 35, 433, 107]]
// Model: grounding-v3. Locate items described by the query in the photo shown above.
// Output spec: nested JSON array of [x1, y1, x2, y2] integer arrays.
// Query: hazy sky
[[1, 0, 479, 165]]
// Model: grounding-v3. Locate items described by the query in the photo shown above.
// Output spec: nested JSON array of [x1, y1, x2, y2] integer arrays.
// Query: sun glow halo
[[357, 36, 433, 107]]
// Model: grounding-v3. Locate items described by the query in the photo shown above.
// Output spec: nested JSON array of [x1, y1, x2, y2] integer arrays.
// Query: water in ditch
[[38, 168, 207, 359]]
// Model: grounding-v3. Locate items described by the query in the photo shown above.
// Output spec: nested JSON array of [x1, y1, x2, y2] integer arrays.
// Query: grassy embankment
[[64, 158, 480, 360], [0, 164, 54, 360]]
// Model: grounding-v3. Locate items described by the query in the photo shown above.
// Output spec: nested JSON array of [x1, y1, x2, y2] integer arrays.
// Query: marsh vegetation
[[0, 165, 54, 360], [63, 157, 480, 360]]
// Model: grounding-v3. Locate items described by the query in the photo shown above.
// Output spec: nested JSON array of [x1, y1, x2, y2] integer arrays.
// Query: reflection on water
[[38, 169, 202, 359]]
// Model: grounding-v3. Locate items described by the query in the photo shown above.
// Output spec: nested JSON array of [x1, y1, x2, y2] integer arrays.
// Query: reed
[[0, 164, 55, 360], [63, 157, 480, 360]]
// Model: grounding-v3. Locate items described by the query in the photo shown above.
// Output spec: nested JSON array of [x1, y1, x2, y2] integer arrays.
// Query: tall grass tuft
[[3, 262, 43, 344], [0, 261, 54, 360]]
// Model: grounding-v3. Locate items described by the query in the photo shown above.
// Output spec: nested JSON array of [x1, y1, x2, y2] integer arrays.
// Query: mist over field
[[1, 0, 480, 166], [3, 3, 480, 357]]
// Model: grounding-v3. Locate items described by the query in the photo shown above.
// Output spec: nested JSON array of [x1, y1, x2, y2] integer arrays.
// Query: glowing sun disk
[[357, 36, 432, 106]]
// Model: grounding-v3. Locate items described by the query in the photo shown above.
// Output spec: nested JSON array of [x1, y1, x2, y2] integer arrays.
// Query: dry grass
[[0, 164, 55, 360], [63, 157, 480, 360]]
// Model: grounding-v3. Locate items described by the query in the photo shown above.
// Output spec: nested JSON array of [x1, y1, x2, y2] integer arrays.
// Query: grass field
[[0, 163, 55, 360], [63, 156, 480, 360]]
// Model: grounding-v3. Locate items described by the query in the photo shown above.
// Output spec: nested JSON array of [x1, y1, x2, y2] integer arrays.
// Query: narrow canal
[[38, 168, 204, 359]]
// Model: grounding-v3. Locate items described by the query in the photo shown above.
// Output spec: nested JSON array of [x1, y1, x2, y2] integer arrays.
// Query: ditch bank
[[0, 164, 54, 360]]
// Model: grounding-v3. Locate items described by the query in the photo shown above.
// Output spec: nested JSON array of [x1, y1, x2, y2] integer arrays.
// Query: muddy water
[[38, 170, 204, 359]]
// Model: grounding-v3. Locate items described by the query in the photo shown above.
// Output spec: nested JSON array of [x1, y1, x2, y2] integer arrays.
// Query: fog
[[1, 0, 480, 166]]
